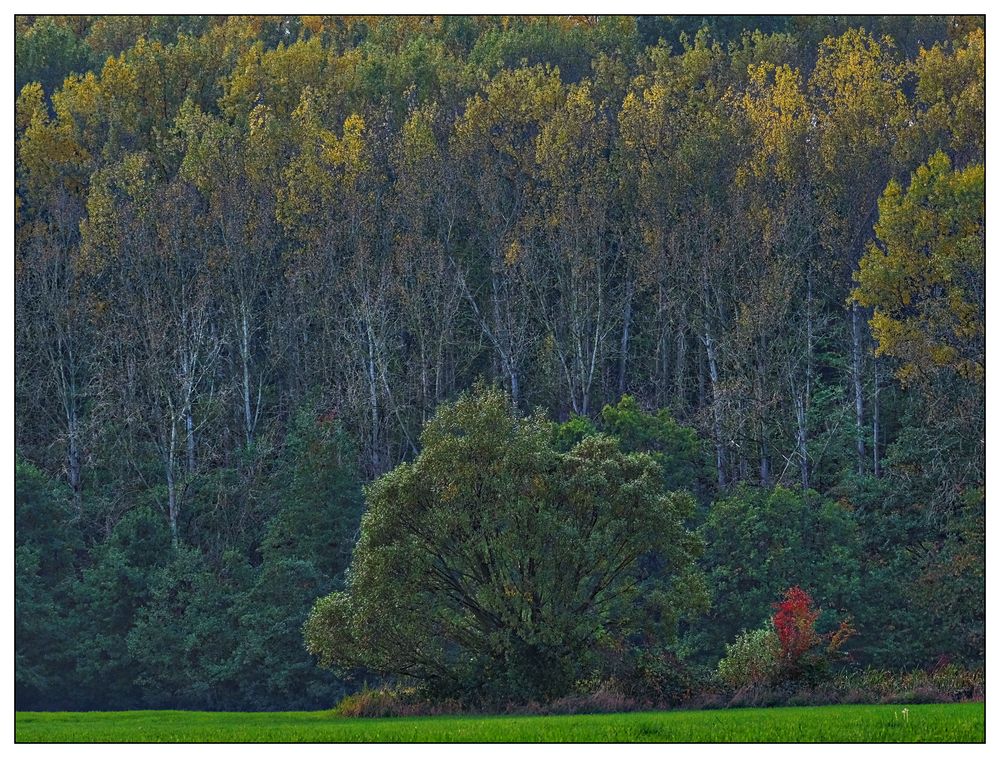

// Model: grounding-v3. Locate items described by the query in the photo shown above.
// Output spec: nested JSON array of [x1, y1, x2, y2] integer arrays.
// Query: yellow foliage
[[853, 151, 983, 385]]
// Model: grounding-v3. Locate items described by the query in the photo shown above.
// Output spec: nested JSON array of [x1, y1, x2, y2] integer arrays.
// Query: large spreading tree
[[305, 384, 707, 703]]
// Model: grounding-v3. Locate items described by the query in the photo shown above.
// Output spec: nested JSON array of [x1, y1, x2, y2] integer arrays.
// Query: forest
[[14, 14, 984, 712]]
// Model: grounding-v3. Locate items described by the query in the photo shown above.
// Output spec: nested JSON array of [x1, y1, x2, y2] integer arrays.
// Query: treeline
[[15, 15, 983, 710]]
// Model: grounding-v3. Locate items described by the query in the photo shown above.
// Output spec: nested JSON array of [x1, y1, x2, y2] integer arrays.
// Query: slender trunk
[[492, 273, 519, 408], [795, 392, 809, 490], [755, 356, 769, 487], [240, 304, 254, 446], [179, 343, 196, 475], [434, 334, 445, 410], [675, 309, 688, 413], [66, 402, 82, 516], [851, 303, 865, 475], [759, 431, 770, 487], [365, 322, 380, 474], [704, 328, 726, 489], [420, 335, 429, 422], [697, 339, 705, 410], [617, 275, 633, 398], [873, 357, 881, 478], [185, 408, 195, 475], [56, 333, 83, 516], [806, 269, 813, 407], [653, 286, 667, 404], [702, 273, 726, 488], [166, 421, 179, 548]]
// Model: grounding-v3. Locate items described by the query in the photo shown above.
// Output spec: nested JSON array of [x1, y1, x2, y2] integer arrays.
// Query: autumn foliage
[[771, 586, 855, 681], [773, 587, 821, 666]]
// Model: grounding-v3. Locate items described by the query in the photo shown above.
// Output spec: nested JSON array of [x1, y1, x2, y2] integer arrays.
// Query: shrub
[[716, 628, 780, 689], [772, 586, 855, 684], [332, 686, 462, 718], [716, 587, 855, 692], [601, 645, 704, 705]]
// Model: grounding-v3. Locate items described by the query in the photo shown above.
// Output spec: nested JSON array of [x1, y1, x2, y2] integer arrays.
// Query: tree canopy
[[305, 385, 707, 703]]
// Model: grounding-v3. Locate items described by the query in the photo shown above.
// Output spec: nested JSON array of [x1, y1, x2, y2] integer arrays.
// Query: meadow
[[16, 702, 985, 743]]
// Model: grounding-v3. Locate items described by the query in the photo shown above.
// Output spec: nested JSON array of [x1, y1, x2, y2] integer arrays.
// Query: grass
[[16, 702, 984, 743]]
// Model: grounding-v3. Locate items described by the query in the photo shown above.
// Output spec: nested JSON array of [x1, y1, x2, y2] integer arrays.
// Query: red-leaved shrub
[[770, 586, 855, 682]]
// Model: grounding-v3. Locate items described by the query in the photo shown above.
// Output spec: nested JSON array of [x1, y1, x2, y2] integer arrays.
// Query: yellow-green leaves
[[453, 65, 563, 168], [810, 28, 909, 184], [277, 87, 375, 256], [853, 151, 984, 385], [912, 28, 984, 165], [740, 63, 810, 185]]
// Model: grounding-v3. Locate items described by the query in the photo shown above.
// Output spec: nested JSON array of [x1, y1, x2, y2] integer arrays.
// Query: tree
[[809, 28, 909, 476], [70, 506, 174, 708], [597, 395, 710, 497], [261, 407, 364, 579], [304, 384, 707, 703], [126, 545, 242, 708], [14, 460, 82, 708], [230, 557, 348, 710], [852, 150, 984, 386], [15, 17, 96, 97]]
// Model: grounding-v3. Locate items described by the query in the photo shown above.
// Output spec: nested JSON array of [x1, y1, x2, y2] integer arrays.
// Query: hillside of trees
[[15, 15, 984, 710]]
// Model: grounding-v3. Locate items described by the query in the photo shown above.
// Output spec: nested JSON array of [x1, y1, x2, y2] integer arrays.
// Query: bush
[[772, 586, 854, 683], [717, 666, 985, 709], [716, 587, 855, 691], [332, 686, 462, 718], [716, 628, 780, 689], [598, 644, 704, 705]]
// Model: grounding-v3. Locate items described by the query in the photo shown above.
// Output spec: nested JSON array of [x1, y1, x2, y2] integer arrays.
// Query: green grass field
[[16, 702, 984, 742]]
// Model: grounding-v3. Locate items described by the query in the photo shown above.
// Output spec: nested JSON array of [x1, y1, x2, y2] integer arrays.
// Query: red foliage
[[772, 586, 821, 666]]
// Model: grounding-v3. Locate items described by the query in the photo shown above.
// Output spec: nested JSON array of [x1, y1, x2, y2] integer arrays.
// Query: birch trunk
[[617, 275, 633, 398], [851, 303, 865, 475]]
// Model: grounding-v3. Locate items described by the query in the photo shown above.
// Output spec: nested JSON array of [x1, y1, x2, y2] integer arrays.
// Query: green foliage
[[229, 558, 347, 710], [14, 461, 82, 708], [69, 508, 174, 708], [261, 408, 364, 579], [551, 396, 709, 498], [599, 395, 710, 496], [126, 546, 241, 708], [716, 628, 780, 689], [15, 17, 96, 97], [691, 486, 860, 663], [305, 384, 707, 704], [551, 413, 597, 451]]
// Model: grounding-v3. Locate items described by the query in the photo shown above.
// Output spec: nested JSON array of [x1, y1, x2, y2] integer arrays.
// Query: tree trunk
[[185, 408, 195, 475], [617, 275, 633, 398], [66, 402, 82, 516], [675, 308, 688, 414], [759, 431, 770, 487], [851, 303, 865, 475], [166, 420, 179, 548], [365, 322, 381, 474], [239, 303, 255, 446], [702, 271, 726, 488], [873, 357, 881, 478], [704, 328, 726, 489], [795, 391, 809, 490]]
